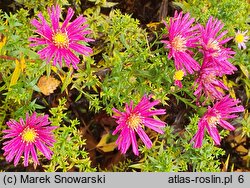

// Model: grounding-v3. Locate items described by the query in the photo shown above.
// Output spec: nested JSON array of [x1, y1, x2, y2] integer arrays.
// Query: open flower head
[[191, 95, 244, 148], [199, 17, 236, 76], [2, 113, 57, 166], [161, 11, 201, 74], [112, 95, 166, 155], [29, 5, 93, 69], [194, 60, 228, 104], [173, 70, 185, 88], [234, 30, 249, 50]]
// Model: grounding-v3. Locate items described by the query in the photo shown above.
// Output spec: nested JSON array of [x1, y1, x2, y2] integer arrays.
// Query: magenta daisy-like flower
[[29, 5, 93, 69], [194, 60, 228, 103], [2, 113, 57, 166], [161, 11, 200, 74], [199, 17, 236, 76], [191, 95, 244, 148], [112, 95, 166, 155]]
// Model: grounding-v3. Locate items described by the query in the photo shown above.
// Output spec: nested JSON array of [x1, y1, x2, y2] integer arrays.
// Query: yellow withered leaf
[[223, 75, 236, 99], [239, 64, 249, 78], [96, 133, 117, 153], [146, 22, 162, 31], [37, 75, 60, 96], [222, 154, 230, 172], [9, 57, 26, 88], [0, 33, 6, 51], [9, 56, 26, 91], [20, 56, 26, 72], [10, 60, 21, 88]]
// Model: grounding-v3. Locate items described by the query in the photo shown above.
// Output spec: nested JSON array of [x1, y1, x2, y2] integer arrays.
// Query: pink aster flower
[[234, 30, 249, 50], [194, 60, 228, 104], [29, 5, 93, 69], [112, 95, 166, 155], [161, 11, 201, 74], [199, 17, 237, 76], [2, 113, 57, 167], [191, 95, 244, 148]]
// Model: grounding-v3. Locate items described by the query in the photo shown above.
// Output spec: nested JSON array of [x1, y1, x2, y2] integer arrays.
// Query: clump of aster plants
[[0, 0, 247, 172], [161, 11, 245, 148]]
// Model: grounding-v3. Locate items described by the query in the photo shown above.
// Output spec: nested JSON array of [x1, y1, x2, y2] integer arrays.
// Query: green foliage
[[238, 111, 250, 138], [0, 0, 248, 172], [101, 159, 134, 172], [44, 98, 96, 172], [0, 9, 35, 57], [174, 0, 249, 34], [74, 9, 174, 114], [86, 10, 172, 114], [181, 115, 226, 171], [0, 7, 46, 127], [233, 46, 250, 104], [15, 0, 70, 11], [71, 56, 103, 112], [87, 0, 118, 8]]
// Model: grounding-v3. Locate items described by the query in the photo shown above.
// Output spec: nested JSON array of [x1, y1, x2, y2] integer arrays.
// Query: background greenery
[[0, 0, 249, 172]]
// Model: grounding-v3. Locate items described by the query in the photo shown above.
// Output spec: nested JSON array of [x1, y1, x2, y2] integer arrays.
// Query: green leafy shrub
[[0, 0, 248, 172], [44, 98, 96, 172]]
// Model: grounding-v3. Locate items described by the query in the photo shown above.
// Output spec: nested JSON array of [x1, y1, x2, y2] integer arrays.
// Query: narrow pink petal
[[48, 5, 60, 32], [206, 125, 221, 145], [2, 137, 21, 152], [14, 143, 25, 166], [35, 139, 52, 159], [130, 130, 139, 155], [69, 43, 93, 55], [30, 145, 40, 166], [191, 123, 205, 148], [24, 144, 31, 167], [67, 16, 86, 33], [117, 127, 131, 154], [136, 127, 152, 148], [143, 117, 165, 127], [219, 120, 235, 131], [61, 7, 74, 30], [140, 109, 166, 116], [143, 120, 164, 134]]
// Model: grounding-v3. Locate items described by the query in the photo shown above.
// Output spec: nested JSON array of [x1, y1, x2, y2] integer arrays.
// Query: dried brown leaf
[[37, 75, 60, 96]]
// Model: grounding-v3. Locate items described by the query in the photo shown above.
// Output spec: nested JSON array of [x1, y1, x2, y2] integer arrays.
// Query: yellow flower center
[[21, 128, 37, 143], [173, 70, 184, 81], [207, 39, 220, 57], [204, 73, 216, 83], [207, 114, 221, 126], [127, 113, 141, 129], [235, 33, 244, 43], [52, 31, 69, 48], [172, 36, 187, 52]]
